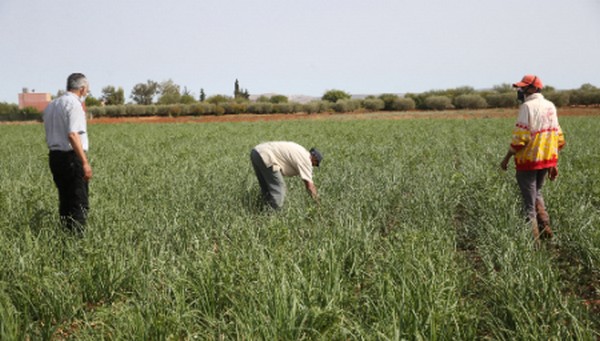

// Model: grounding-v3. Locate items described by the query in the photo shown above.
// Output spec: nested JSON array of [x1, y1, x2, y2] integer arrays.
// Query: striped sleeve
[[509, 106, 531, 152], [557, 126, 566, 150]]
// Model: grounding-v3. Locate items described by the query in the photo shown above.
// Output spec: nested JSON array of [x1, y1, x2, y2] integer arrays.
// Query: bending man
[[251, 141, 322, 209]]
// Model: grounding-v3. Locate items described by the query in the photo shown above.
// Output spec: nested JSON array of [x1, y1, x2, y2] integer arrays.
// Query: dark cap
[[310, 147, 323, 167]]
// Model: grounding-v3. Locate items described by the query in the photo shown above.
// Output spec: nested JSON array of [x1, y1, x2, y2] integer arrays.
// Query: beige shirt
[[254, 141, 313, 182]]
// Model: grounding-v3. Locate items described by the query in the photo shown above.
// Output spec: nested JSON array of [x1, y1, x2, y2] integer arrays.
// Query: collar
[[525, 93, 544, 102]]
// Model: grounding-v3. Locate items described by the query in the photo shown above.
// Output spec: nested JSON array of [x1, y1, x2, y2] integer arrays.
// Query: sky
[[1, 0, 599, 104]]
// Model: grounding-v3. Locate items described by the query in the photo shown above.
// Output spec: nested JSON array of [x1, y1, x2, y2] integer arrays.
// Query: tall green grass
[[0, 116, 598, 339]]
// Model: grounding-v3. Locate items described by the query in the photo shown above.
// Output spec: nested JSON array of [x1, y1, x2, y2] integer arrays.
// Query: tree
[[206, 95, 231, 105], [485, 92, 516, 108], [453, 94, 487, 109], [569, 83, 600, 106], [424, 96, 453, 110], [199, 88, 206, 102], [362, 98, 385, 111], [84, 94, 102, 107], [157, 79, 181, 105], [579, 83, 598, 92], [446, 86, 475, 98], [322, 89, 351, 103], [101, 86, 125, 105], [180, 87, 196, 104], [234, 79, 250, 100], [269, 95, 288, 104], [544, 91, 570, 107], [492, 83, 514, 94], [378, 93, 400, 110], [131, 80, 159, 105], [393, 98, 416, 111], [256, 95, 270, 102], [0, 102, 19, 115]]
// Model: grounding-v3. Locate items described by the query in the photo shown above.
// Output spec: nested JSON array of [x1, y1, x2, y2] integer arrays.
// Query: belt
[[49, 150, 75, 154]]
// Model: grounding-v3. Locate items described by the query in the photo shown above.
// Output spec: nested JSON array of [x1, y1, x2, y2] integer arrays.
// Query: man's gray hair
[[66, 73, 88, 91]]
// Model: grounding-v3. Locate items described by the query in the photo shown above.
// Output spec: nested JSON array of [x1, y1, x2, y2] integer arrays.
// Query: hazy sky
[[1, 0, 599, 103]]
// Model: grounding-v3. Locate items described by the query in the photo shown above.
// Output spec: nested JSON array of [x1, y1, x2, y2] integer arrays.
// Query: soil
[[2, 107, 598, 125]]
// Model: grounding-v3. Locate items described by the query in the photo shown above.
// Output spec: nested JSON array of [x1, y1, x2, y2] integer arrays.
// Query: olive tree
[[424, 96, 453, 110], [101, 86, 125, 105], [269, 95, 288, 104], [322, 89, 351, 103], [454, 94, 487, 109], [131, 80, 159, 105], [157, 79, 181, 105], [485, 92, 517, 108]]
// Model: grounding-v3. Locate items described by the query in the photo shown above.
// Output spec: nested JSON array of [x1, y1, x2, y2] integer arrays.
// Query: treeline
[[403, 83, 599, 110], [0, 103, 41, 121], [2, 82, 600, 121], [86, 83, 600, 118]]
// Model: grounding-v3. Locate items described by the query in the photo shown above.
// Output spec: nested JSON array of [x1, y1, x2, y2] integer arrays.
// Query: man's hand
[[548, 166, 558, 181], [304, 180, 318, 203], [68, 132, 92, 182], [500, 150, 515, 171], [83, 162, 93, 182]]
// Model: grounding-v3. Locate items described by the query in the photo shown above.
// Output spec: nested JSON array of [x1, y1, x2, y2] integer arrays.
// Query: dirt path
[[2, 107, 599, 125]]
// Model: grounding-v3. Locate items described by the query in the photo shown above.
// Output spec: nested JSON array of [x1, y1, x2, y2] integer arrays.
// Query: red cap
[[513, 74, 543, 89]]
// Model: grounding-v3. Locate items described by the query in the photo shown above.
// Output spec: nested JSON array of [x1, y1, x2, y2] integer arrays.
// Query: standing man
[[250, 141, 322, 209], [500, 74, 565, 240], [44, 73, 92, 232]]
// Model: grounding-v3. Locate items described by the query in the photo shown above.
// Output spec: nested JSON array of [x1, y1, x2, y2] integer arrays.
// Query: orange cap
[[513, 74, 543, 89]]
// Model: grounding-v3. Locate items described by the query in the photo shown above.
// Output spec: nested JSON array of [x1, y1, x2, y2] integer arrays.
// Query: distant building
[[18, 89, 51, 112]]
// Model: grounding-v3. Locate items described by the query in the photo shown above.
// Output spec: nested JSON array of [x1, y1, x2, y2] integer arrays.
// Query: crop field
[[0, 113, 599, 339]]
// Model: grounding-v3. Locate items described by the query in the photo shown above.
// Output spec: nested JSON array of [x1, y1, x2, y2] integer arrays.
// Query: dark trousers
[[250, 149, 286, 209], [516, 168, 549, 224], [49, 151, 89, 231]]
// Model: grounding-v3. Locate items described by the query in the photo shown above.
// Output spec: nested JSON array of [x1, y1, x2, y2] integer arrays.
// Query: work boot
[[539, 222, 554, 240], [535, 199, 549, 225], [531, 219, 541, 249], [535, 199, 553, 240]]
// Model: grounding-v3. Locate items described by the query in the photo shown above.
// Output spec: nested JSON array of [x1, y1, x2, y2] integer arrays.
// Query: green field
[[0, 115, 598, 339]]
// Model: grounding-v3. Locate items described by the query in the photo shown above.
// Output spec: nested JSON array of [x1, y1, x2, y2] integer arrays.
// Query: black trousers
[[49, 151, 89, 231]]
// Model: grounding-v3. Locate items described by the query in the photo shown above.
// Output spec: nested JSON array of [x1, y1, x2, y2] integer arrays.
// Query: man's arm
[[303, 180, 318, 203], [68, 132, 92, 181], [500, 149, 515, 171]]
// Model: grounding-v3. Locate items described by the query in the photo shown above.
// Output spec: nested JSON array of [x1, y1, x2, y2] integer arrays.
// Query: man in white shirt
[[43, 73, 92, 232], [500, 74, 565, 241], [250, 141, 322, 209]]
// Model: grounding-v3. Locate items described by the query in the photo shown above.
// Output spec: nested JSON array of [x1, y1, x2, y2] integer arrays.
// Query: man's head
[[310, 147, 323, 167], [513, 74, 542, 102], [513, 74, 543, 90], [67, 73, 89, 97]]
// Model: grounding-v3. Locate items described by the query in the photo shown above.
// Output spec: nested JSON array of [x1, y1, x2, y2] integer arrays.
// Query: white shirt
[[43, 92, 88, 151], [517, 93, 559, 133], [254, 141, 313, 182]]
